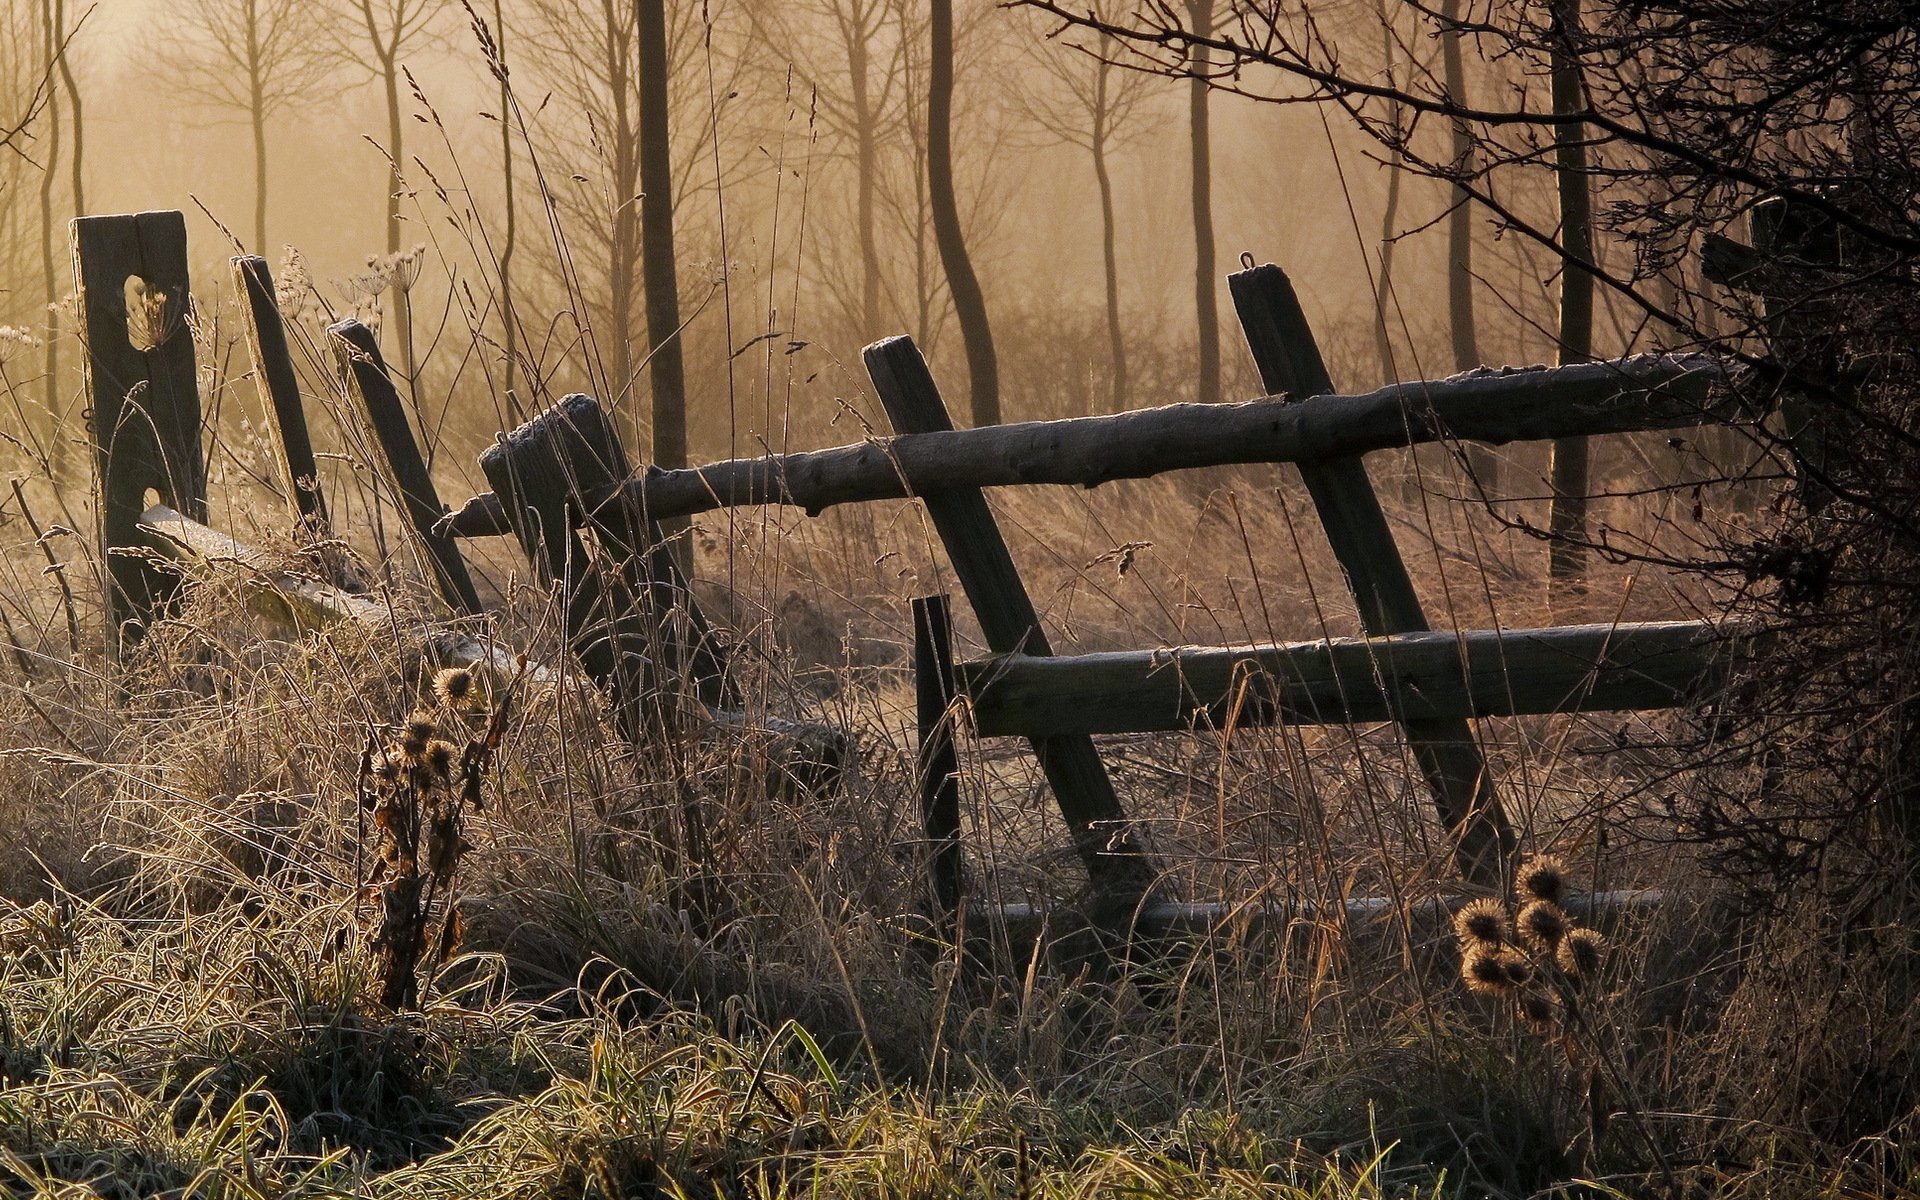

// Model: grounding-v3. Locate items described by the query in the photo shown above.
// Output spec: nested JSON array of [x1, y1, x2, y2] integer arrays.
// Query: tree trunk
[[927, 0, 1000, 425], [1092, 103, 1126, 413], [38, 0, 60, 470], [1441, 0, 1497, 488], [1547, 0, 1593, 593], [250, 76, 268, 253], [1188, 0, 1219, 404], [383, 56, 402, 255], [636, 0, 692, 574], [51, 0, 81, 481], [494, 0, 517, 398], [851, 31, 881, 340]]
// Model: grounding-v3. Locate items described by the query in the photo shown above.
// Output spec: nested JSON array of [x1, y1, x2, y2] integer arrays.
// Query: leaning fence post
[[1229, 262, 1516, 886], [232, 255, 326, 528], [330, 318, 483, 615], [865, 336, 1154, 905], [72, 211, 207, 654], [913, 594, 965, 929], [479, 393, 735, 723]]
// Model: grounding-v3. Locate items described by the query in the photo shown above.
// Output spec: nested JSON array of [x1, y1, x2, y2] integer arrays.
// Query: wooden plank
[[72, 211, 208, 652], [329, 318, 483, 615], [865, 336, 1154, 902], [136, 503, 532, 689], [1230, 263, 1515, 885], [960, 621, 1743, 738], [914, 595, 964, 927], [441, 354, 1729, 538], [231, 255, 326, 527]]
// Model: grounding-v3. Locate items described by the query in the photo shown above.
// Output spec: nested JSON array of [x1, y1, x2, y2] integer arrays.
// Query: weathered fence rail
[[71, 208, 1759, 948], [951, 621, 1743, 738], [441, 353, 1726, 537]]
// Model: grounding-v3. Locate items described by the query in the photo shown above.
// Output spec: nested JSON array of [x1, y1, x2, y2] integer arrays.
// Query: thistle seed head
[[433, 666, 478, 709], [1454, 898, 1509, 946], [1463, 946, 1516, 995], [1518, 899, 1570, 950], [1517, 854, 1570, 905], [1558, 927, 1606, 980]]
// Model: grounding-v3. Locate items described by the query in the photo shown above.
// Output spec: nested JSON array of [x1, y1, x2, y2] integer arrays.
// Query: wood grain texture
[[73, 211, 207, 651], [866, 336, 1154, 901]]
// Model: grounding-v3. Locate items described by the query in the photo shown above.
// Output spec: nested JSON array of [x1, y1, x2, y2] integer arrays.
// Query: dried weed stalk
[[358, 662, 521, 1010]]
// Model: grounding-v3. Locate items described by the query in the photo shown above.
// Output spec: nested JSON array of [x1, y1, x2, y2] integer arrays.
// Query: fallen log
[[442, 354, 1731, 537]]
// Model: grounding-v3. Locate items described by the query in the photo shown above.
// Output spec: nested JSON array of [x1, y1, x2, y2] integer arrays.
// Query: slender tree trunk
[[636, 0, 692, 573], [1547, 0, 1593, 591], [851, 33, 881, 340], [250, 77, 268, 253], [494, 0, 517, 398], [382, 56, 402, 255], [1371, 2, 1402, 386], [927, 0, 999, 425], [1092, 100, 1126, 412], [1187, 0, 1219, 404], [51, 0, 81, 481], [1440, 0, 1498, 489], [38, 0, 61, 468]]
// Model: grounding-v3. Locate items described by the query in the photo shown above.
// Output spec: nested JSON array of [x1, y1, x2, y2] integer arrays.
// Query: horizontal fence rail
[[957, 621, 1747, 739], [441, 354, 1728, 537]]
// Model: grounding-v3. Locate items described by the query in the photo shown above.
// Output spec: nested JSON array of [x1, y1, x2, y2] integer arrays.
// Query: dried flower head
[[1557, 927, 1606, 980], [1517, 991, 1559, 1031], [422, 739, 458, 781], [1453, 898, 1509, 946], [1500, 949, 1534, 988], [1517, 854, 1570, 904], [433, 666, 478, 709], [401, 713, 437, 758], [1518, 899, 1570, 950], [1463, 945, 1516, 995], [0, 325, 41, 365]]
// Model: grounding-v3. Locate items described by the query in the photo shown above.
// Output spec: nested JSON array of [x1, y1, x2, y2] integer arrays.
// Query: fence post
[[479, 393, 735, 723], [232, 255, 326, 528], [913, 594, 965, 929], [72, 211, 207, 654], [330, 318, 483, 615], [866, 336, 1154, 905], [1229, 262, 1516, 886]]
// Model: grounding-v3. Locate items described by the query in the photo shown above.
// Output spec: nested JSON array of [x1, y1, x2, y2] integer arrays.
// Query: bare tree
[[927, 0, 999, 425], [1186, 0, 1218, 404], [326, 0, 449, 256], [1545, 0, 1593, 592], [518, 0, 744, 444], [1014, 27, 1150, 411], [166, 0, 332, 253], [751, 0, 909, 342]]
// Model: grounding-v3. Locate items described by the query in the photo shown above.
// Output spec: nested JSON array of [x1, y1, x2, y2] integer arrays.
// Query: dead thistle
[[358, 657, 524, 1010]]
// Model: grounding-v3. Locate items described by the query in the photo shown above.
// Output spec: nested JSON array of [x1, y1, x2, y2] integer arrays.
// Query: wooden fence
[[72, 210, 1755, 938]]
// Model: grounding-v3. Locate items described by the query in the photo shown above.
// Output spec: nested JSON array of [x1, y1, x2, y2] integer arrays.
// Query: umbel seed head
[[1518, 899, 1570, 950], [1517, 855, 1570, 905], [1454, 898, 1509, 946]]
